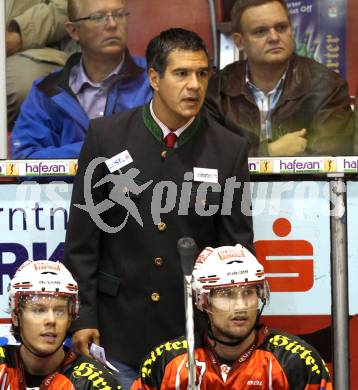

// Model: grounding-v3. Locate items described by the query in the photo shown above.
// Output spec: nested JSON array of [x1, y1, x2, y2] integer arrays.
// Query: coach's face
[[149, 49, 209, 130], [233, 1, 293, 68]]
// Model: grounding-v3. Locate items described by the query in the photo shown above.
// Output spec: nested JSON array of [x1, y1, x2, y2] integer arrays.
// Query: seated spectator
[[205, 0, 354, 157], [133, 244, 332, 389], [0, 259, 121, 389], [11, 0, 152, 159], [6, 0, 76, 130]]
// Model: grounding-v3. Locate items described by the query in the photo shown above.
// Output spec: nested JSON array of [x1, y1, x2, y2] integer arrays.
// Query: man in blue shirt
[[11, 0, 152, 159]]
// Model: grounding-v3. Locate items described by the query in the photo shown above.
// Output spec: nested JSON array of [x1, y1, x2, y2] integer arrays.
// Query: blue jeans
[[107, 358, 139, 390]]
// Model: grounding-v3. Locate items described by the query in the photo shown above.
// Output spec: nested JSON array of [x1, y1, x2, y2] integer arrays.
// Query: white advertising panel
[[252, 181, 332, 315], [346, 181, 358, 315], [1, 180, 357, 341], [0, 182, 72, 343]]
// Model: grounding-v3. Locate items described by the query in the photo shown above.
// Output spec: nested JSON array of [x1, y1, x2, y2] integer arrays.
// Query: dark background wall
[[127, 0, 218, 55]]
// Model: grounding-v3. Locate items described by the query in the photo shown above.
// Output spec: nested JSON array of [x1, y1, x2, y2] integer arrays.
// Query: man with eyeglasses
[[0, 259, 122, 389], [133, 245, 332, 389], [205, 0, 354, 157], [11, 0, 152, 159]]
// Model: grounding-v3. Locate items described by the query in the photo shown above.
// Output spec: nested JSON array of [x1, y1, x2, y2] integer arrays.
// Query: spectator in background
[[6, 0, 76, 130], [11, 0, 152, 159], [205, 0, 355, 157]]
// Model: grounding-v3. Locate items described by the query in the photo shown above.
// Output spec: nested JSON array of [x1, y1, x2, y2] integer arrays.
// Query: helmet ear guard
[[194, 289, 209, 311]]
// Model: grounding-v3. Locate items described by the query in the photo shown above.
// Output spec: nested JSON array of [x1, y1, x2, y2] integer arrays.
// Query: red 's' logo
[[254, 218, 314, 292]]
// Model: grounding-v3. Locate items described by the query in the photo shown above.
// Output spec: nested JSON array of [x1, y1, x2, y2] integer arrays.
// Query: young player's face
[[233, 1, 293, 68], [208, 286, 259, 342], [149, 49, 209, 129], [17, 296, 71, 357]]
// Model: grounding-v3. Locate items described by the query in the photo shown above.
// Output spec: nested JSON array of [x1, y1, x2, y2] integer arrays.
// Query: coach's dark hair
[[146, 28, 209, 76], [231, 0, 290, 33]]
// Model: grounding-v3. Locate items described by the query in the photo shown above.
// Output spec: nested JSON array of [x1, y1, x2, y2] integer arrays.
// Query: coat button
[[154, 257, 164, 267], [157, 222, 167, 231], [151, 292, 160, 302]]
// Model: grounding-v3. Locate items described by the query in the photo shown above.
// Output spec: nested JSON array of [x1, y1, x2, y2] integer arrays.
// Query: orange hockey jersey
[[0, 345, 121, 389], [133, 325, 332, 390]]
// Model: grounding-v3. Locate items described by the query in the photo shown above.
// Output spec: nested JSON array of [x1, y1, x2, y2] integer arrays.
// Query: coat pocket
[[97, 271, 121, 296]]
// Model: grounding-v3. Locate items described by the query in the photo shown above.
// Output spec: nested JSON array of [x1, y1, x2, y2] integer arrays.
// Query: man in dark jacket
[[205, 0, 354, 157], [64, 28, 253, 390], [11, 0, 151, 159]]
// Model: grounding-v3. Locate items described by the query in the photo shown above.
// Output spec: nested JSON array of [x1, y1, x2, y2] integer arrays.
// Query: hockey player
[[133, 244, 332, 389], [0, 259, 122, 389]]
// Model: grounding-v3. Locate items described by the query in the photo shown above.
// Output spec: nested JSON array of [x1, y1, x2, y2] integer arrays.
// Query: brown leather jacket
[[205, 55, 355, 157]]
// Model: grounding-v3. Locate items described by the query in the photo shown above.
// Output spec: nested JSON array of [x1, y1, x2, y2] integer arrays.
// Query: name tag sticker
[[105, 150, 133, 172], [193, 167, 218, 183]]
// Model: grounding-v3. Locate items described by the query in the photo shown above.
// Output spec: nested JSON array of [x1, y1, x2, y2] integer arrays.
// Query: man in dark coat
[[205, 0, 354, 157], [64, 28, 253, 390]]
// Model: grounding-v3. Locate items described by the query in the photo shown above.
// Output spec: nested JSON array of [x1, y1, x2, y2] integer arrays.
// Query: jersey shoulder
[[139, 336, 192, 388], [61, 353, 122, 389], [0, 345, 17, 367], [260, 328, 331, 387]]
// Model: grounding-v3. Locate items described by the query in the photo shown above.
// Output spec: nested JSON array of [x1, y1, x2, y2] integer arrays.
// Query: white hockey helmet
[[192, 244, 269, 311], [8, 260, 79, 319]]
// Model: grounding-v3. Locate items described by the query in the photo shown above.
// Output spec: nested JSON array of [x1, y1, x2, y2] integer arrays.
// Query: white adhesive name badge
[[105, 150, 133, 172], [193, 167, 218, 183]]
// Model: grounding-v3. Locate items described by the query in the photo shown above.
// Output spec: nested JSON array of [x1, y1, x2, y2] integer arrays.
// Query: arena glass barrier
[[0, 156, 357, 389]]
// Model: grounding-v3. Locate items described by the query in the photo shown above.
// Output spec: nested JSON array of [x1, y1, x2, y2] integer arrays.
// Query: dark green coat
[[64, 105, 253, 366]]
